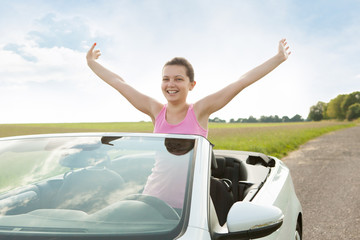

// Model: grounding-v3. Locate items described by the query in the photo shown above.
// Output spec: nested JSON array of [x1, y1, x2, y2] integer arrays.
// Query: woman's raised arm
[[195, 39, 291, 122], [86, 43, 162, 122]]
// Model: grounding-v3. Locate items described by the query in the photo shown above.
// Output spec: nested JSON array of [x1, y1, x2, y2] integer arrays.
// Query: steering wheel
[[122, 194, 180, 220]]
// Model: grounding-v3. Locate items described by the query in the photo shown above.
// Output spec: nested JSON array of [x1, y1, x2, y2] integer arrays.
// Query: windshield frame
[[0, 133, 202, 240]]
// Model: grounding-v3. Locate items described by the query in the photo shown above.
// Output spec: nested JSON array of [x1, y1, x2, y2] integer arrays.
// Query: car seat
[[53, 167, 125, 213]]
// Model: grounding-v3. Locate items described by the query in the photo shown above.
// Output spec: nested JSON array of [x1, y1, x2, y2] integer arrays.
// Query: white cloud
[[0, 46, 86, 84]]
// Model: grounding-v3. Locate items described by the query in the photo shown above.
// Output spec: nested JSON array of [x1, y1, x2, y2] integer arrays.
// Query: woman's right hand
[[86, 43, 101, 62]]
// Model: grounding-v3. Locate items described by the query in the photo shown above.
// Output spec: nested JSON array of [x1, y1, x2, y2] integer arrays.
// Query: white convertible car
[[0, 133, 302, 240]]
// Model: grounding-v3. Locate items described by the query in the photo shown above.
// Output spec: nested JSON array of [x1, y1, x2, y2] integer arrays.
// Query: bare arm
[[195, 39, 291, 120], [86, 43, 162, 121]]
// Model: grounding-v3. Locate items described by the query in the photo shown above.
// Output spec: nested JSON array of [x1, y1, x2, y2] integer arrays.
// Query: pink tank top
[[153, 104, 208, 138]]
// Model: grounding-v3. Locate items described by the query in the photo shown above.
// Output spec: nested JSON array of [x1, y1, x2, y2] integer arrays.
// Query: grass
[[207, 121, 357, 158], [0, 121, 357, 159], [0, 122, 154, 138]]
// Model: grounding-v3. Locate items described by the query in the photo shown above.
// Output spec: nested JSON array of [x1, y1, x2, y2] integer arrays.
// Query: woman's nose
[[168, 79, 176, 86]]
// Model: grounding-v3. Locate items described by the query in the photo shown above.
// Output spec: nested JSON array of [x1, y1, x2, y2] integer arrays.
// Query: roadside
[[283, 125, 360, 239]]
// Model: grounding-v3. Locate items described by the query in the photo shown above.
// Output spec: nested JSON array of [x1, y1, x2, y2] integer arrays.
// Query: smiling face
[[162, 65, 196, 104]]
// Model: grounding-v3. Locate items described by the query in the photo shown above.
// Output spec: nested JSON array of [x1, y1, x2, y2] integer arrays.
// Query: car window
[[0, 135, 196, 239]]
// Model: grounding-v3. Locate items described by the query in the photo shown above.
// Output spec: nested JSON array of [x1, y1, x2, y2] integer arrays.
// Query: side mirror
[[215, 202, 284, 239]]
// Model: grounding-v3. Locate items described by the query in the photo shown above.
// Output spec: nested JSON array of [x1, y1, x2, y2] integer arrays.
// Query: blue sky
[[1, 0, 359, 123]]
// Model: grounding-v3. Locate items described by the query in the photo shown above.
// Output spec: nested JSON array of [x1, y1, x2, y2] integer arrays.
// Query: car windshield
[[0, 134, 196, 239]]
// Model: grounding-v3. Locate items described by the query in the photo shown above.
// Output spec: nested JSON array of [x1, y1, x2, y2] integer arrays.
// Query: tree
[[282, 116, 290, 122], [260, 115, 281, 123], [290, 114, 304, 122], [341, 92, 360, 117], [346, 103, 360, 121], [322, 103, 329, 119], [209, 117, 226, 123], [308, 101, 327, 121], [326, 94, 347, 120], [243, 116, 258, 123], [260, 115, 275, 122]]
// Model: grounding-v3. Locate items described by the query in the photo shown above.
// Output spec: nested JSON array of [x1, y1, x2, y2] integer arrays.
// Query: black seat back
[[54, 168, 125, 213], [210, 177, 234, 226], [212, 156, 247, 201]]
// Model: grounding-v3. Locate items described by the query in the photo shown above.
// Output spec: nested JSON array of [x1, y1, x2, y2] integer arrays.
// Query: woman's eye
[[176, 78, 183, 81]]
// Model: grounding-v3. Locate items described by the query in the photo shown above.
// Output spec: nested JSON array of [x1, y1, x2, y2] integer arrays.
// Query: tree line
[[307, 91, 360, 121], [209, 114, 304, 123], [209, 91, 359, 123]]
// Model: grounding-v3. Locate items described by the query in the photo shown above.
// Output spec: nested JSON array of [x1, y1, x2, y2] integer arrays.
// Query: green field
[[0, 121, 357, 158], [208, 121, 357, 158]]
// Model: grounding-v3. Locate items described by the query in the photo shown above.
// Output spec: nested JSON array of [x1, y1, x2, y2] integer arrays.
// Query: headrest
[[211, 151, 218, 170], [211, 156, 226, 178]]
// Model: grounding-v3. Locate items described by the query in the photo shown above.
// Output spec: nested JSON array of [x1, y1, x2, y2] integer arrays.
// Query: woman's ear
[[189, 81, 196, 91]]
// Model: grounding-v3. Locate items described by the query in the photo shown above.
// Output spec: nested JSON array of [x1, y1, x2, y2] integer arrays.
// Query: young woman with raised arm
[[86, 39, 291, 138]]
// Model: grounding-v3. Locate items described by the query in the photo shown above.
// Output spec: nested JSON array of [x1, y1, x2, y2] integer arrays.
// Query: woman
[[86, 39, 291, 138], [87, 41, 291, 210]]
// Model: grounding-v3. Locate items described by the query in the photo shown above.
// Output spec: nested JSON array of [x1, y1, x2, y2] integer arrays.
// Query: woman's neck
[[165, 102, 190, 124]]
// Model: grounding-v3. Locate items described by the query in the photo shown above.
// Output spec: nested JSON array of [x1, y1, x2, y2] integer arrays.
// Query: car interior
[[210, 151, 273, 226]]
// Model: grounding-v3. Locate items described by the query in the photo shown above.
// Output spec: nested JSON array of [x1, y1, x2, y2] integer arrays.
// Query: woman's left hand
[[278, 38, 291, 61]]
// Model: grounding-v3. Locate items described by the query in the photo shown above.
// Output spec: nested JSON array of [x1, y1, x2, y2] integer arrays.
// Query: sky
[[0, 0, 359, 124]]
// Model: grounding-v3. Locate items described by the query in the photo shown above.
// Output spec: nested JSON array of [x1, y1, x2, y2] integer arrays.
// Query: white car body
[[0, 133, 302, 240], [182, 136, 302, 240]]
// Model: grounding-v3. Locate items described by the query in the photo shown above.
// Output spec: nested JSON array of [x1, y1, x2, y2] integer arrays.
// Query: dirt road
[[282, 125, 360, 239]]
